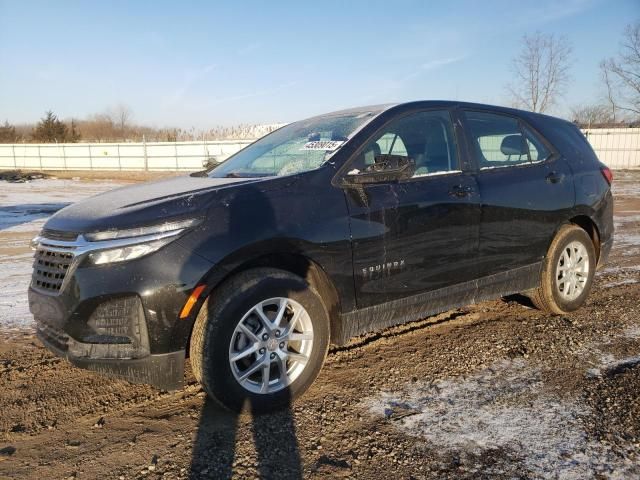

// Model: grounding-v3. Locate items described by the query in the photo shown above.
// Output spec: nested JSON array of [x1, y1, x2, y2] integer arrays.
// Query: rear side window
[[522, 125, 551, 162], [465, 111, 551, 168]]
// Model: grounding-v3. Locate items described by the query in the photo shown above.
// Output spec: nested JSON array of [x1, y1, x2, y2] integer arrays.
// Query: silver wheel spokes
[[556, 240, 589, 301], [229, 297, 314, 394]]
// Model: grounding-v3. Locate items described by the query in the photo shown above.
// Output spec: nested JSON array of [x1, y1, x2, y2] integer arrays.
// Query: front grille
[[32, 247, 75, 294]]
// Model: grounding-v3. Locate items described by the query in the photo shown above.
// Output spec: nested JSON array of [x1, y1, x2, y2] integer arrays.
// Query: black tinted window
[[465, 111, 529, 168]]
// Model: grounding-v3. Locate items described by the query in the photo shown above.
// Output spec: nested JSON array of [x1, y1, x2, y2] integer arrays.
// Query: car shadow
[[186, 181, 307, 479], [189, 393, 303, 479], [502, 293, 536, 309], [0, 203, 70, 231]]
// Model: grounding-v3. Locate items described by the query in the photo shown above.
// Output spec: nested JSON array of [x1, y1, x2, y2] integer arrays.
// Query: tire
[[189, 268, 330, 413], [529, 224, 596, 315]]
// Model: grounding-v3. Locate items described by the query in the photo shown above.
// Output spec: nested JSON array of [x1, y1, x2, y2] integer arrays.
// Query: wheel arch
[[185, 251, 342, 353], [568, 214, 601, 263]]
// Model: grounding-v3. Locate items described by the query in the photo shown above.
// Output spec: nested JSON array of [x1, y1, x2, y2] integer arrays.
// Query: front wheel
[[189, 268, 330, 412], [529, 224, 596, 314]]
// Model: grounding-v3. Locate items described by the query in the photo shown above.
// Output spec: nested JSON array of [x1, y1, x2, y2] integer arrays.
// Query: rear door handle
[[449, 184, 474, 198], [546, 172, 565, 184]]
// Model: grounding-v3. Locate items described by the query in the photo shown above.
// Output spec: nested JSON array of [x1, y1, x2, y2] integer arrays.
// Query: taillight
[[600, 166, 613, 186]]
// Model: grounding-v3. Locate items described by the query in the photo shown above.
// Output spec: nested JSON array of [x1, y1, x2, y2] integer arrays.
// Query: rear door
[[460, 110, 575, 278], [341, 109, 481, 308]]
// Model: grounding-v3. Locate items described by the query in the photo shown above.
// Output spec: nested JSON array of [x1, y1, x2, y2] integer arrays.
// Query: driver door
[[342, 109, 481, 308]]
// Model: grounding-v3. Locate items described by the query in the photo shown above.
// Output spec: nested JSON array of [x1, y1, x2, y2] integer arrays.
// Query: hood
[[44, 175, 256, 233]]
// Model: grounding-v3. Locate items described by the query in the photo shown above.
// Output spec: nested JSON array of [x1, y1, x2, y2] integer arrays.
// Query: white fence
[[0, 128, 638, 171], [0, 140, 254, 171], [583, 128, 640, 169]]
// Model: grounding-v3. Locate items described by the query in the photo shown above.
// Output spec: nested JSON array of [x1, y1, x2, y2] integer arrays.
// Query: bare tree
[[600, 61, 618, 122], [601, 22, 640, 116], [0, 120, 19, 143], [109, 104, 133, 138], [570, 104, 614, 127], [507, 32, 572, 113]]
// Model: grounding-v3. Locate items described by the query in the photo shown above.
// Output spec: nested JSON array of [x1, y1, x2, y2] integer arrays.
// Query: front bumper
[[27, 234, 214, 390], [29, 287, 185, 389]]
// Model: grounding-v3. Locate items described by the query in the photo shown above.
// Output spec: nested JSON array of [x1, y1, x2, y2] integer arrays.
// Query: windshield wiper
[[224, 172, 275, 178]]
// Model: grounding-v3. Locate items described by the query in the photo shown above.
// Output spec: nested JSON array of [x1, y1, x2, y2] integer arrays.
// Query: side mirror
[[343, 154, 415, 185], [202, 156, 220, 170]]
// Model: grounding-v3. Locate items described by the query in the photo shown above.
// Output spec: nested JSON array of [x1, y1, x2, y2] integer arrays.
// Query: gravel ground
[[0, 172, 638, 480]]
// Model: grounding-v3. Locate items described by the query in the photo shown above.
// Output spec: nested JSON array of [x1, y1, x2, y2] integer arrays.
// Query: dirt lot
[[0, 172, 639, 479]]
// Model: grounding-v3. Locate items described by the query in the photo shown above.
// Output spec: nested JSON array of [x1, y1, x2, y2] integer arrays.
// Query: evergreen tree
[[32, 111, 69, 142]]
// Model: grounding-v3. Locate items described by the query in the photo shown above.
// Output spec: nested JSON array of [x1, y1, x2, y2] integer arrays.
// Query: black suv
[[29, 101, 614, 411]]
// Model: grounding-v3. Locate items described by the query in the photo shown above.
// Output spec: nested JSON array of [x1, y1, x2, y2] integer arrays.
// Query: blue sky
[[0, 0, 638, 129]]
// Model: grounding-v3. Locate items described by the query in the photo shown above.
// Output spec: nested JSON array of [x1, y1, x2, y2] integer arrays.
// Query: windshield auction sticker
[[301, 140, 345, 151]]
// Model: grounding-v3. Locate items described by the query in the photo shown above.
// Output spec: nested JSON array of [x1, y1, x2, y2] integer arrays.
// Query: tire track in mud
[[0, 309, 478, 438], [0, 305, 485, 439], [0, 278, 636, 438]]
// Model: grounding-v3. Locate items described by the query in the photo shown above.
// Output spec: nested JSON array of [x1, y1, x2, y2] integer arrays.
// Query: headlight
[[83, 217, 202, 265], [84, 218, 201, 241], [87, 237, 176, 265]]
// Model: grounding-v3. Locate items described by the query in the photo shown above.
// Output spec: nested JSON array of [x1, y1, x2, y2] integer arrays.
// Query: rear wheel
[[529, 224, 596, 314], [189, 268, 330, 412]]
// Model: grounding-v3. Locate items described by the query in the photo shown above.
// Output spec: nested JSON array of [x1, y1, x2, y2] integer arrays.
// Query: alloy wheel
[[555, 240, 590, 301], [228, 297, 314, 394]]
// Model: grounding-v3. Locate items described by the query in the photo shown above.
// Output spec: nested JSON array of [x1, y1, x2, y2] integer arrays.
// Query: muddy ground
[[0, 172, 639, 479]]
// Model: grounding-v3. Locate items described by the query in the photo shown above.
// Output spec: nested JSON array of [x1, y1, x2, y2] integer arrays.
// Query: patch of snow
[[614, 214, 640, 230], [0, 255, 36, 330], [0, 179, 123, 208], [0, 207, 61, 232], [599, 356, 640, 375], [615, 233, 640, 246], [364, 359, 637, 479], [623, 324, 640, 339], [611, 175, 640, 197], [597, 265, 640, 276], [586, 348, 640, 378], [0, 179, 126, 330], [603, 278, 640, 288]]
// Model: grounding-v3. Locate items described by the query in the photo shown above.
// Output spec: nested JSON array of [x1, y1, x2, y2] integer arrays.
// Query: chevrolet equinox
[[29, 101, 614, 411]]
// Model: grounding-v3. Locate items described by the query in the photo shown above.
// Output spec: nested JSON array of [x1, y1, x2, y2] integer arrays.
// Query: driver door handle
[[449, 184, 474, 198]]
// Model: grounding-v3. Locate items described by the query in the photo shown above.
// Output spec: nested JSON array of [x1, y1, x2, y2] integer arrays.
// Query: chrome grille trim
[[30, 228, 187, 296]]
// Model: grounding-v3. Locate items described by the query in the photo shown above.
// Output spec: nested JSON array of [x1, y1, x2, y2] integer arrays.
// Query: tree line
[[0, 104, 283, 144], [1, 20, 638, 144]]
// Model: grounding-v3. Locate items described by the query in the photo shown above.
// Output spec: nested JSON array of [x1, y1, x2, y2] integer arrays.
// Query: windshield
[[208, 109, 384, 178]]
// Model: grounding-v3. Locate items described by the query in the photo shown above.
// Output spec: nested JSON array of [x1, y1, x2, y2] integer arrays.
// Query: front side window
[[465, 111, 552, 168], [350, 110, 459, 177], [209, 109, 384, 178]]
